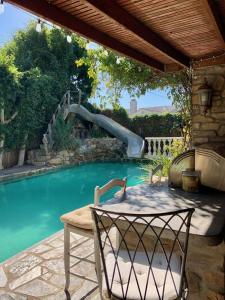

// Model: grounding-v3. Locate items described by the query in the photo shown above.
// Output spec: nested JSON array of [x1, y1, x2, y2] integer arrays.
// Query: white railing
[[146, 137, 183, 158]]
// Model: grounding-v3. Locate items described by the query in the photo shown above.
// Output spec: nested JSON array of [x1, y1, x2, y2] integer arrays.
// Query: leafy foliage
[[140, 139, 186, 180], [77, 47, 191, 147], [52, 114, 80, 151], [89, 125, 109, 138], [101, 106, 130, 129], [100, 106, 181, 137], [0, 52, 21, 123], [1, 22, 93, 152], [130, 113, 181, 137]]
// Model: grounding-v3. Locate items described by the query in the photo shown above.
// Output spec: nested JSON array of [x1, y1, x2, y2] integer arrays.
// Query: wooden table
[[100, 183, 225, 245]]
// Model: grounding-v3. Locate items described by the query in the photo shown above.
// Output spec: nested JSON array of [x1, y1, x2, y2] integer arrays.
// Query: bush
[[89, 125, 109, 138], [100, 107, 181, 138], [52, 113, 80, 151], [130, 113, 182, 137], [101, 106, 130, 128]]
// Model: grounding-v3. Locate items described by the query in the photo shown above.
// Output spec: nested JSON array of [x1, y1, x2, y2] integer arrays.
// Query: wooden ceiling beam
[[192, 54, 225, 69], [202, 0, 225, 47], [84, 0, 190, 67], [6, 0, 164, 71]]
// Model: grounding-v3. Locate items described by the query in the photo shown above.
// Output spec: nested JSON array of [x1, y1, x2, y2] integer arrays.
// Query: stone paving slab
[[0, 231, 100, 300]]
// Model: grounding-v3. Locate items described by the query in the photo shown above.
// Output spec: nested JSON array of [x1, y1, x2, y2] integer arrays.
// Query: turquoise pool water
[[0, 162, 144, 262]]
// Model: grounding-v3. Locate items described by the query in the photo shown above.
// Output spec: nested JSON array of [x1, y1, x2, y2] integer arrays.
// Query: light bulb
[[67, 35, 72, 43], [116, 57, 121, 64], [36, 19, 42, 33], [85, 43, 90, 50], [103, 50, 108, 56], [0, 0, 4, 14]]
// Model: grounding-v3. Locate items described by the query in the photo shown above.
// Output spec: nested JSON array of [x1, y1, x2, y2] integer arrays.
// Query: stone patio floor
[[0, 230, 100, 300]]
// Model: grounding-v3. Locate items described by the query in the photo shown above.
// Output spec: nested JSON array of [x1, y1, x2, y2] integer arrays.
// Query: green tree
[[1, 22, 94, 167], [77, 47, 191, 147], [0, 52, 21, 169], [6, 69, 56, 165], [6, 23, 93, 103]]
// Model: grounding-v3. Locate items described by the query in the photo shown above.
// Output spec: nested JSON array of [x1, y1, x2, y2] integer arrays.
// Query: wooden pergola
[[6, 0, 225, 72]]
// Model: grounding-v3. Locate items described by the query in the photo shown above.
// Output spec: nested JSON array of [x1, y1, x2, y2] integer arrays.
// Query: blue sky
[[0, 3, 172, 109]]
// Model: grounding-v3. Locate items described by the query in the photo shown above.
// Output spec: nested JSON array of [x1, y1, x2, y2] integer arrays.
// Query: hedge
[[100, 107, 182, 138]]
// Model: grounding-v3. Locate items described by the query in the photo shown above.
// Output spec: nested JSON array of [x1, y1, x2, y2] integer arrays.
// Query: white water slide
[[67, 104, 145, 158]]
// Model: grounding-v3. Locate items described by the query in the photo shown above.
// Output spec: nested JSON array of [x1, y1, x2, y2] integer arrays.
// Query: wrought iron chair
[[60, 177, 127, 292], [91, 207, 194, 300]]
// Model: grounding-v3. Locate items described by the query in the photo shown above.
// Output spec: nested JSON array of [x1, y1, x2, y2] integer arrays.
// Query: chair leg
[[64, 224, 70, 291]]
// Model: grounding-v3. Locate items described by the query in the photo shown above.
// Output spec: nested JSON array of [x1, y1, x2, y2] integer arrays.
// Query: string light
[[191, 52, 225, 67], [0, 0, 4, 14], [66, 34, 72, 43], [116, 57, 121, 64], [36, 19, 42, 33], [86, 43, 90, 50]]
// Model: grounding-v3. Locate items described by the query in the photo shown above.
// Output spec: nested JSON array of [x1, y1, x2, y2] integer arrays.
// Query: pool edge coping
[[0, 158, 151, 184]]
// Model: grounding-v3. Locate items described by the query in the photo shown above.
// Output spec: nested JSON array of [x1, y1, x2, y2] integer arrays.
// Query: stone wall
[[192, 64, 225, 156], [192, 64, 225, 299], [187, 238, 224, 300], [27, 138, 126, 166]]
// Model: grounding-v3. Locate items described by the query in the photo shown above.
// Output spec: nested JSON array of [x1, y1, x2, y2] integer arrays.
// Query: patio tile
[[29, 244, 53, 254], [45, 234, 62, 245], [41, 259, 65, 275], [42, 291, 66, 300], [71, 280, 97, 300], [47, 238, 63, 248], [0, 267, 7, 288], [70, 239, 94, 258], [48, 273, 83, 289], [70, 261, 96, 281], [88, 291, 101, 300], [0, 291, 27, 300], [4, 254, 27, 268], [1, 231, 100, 299], [9, 266, 42, 290], [7, 255, 42, 277], [41, 257, 78, 275], [0, 294, 14, 300], [15, 279, 59, 297], [41, 247, 63, 260], [70, 232, 86, 242], [41, 272, 53, 281]]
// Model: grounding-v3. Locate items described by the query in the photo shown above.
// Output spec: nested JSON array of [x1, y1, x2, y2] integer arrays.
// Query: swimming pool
[[0, 162, 144, 262]]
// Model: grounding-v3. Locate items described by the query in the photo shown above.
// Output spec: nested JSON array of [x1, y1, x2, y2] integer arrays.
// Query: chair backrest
[[91, 207, 194, 300], [94, 177, 127, 206]]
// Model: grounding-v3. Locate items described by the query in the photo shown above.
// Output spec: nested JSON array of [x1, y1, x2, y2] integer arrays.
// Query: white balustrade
[[146, 137, 183, 158]]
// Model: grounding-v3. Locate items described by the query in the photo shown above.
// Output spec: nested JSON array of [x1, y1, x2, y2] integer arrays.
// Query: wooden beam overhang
[[6, 0, 165, 71], [192, 54, 225, 69], [84, 0, 190, 68], [203, 0, 225, 47]]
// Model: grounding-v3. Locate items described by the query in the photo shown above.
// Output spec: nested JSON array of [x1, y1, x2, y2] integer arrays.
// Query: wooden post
[[64, 224, 70, 291], [94, 186, 100, 206]]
